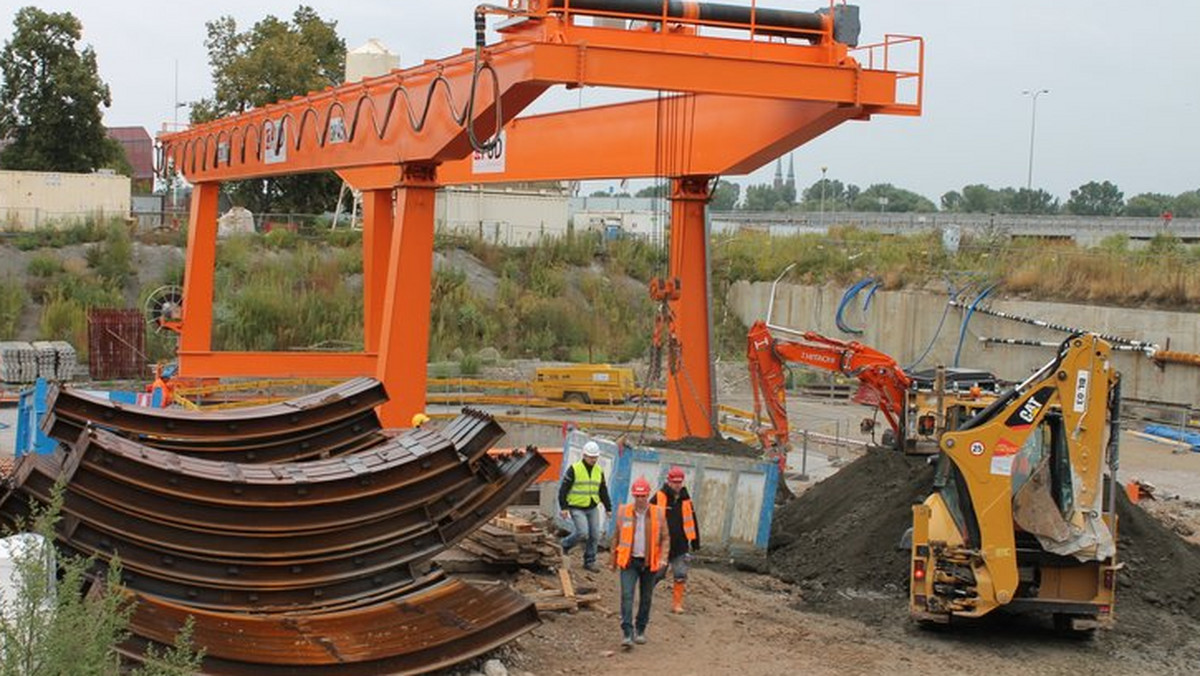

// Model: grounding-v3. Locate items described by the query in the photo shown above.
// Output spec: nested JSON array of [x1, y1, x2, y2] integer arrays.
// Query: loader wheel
[[564, 392, 589, 404]]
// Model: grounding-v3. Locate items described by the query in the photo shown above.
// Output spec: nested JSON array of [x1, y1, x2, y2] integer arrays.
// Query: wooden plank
[[558, 566, 575, 599]]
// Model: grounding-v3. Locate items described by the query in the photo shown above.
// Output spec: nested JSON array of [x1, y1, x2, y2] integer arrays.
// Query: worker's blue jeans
[[562, 506, 600, 567], [619, 557, 659, 639]]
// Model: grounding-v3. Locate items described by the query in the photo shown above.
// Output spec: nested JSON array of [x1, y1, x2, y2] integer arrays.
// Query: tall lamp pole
[[819, 165, 828, 228], [1022, 88, 1049, 191]]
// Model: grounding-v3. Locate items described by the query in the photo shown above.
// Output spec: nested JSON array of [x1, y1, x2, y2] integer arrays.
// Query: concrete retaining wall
[[729, 281, 1200, 406]]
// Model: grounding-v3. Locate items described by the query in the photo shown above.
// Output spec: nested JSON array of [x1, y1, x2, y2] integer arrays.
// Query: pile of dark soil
[[1115, 492, 1200, 627], [767, 448, 935, 622], [764, 446, 1200, 640], [645, 436, 762, 459]]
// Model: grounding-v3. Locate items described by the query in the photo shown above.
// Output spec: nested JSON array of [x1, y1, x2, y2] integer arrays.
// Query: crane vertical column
[[666, 176, 716, 439], [375, 164, 438, 427], [179, 182, 220, 355], [361, 189, 394, 353]]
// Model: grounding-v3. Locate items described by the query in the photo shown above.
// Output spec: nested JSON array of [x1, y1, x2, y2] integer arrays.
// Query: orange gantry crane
[[158, 0, 923, 432]]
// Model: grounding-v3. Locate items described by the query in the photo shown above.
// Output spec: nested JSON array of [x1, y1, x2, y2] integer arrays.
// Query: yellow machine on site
[[530, 364, 639, 404], [910, 334, 1122, 632]]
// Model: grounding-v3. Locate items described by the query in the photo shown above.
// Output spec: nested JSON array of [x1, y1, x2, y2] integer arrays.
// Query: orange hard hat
[[667, 466, 685, 481], [631, 477, 651, 497]]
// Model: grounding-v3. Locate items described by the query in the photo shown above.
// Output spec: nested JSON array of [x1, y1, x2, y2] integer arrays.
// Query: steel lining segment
[[46, 377, 387, 441], [74, 428, 462, 507], [122, 576, 539, 669], [16, 452, 477, 539]]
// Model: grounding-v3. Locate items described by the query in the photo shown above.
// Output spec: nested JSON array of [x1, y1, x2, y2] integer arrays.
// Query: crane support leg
[[179, 182, 220, 355], [666, 176, 715, 439], [375, 164, 439, 427], [362, 189, 394, 353]]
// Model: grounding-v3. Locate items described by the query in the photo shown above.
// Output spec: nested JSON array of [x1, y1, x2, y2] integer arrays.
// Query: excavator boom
[[746, 320, 912, 455]]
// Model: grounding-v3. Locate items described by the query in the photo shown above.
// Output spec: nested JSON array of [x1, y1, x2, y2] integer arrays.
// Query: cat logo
[[1004, 387, 1054, 429]]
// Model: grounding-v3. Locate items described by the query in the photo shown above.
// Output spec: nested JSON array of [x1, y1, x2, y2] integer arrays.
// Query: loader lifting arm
[[910, 333, 1121, 629], [746, 320, 912, 456]]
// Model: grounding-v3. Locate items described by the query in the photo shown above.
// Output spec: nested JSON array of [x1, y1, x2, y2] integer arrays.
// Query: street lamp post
[[1022, 88, 1050, 191], [819, 166, 828, 228]]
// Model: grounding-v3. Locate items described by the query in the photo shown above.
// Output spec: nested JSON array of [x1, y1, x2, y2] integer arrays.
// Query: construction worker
[[411, 413, 431, 429], [558, 440, 612, 572], [651, 465, 700, 613], [611, 476, 670, 648]]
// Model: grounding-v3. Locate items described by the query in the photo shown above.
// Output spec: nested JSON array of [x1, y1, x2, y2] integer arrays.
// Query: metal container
[[560, 431, 779, 555]]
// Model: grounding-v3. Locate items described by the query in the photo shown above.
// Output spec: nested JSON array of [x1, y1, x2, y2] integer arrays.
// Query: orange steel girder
[[158, 7, 923, 431]]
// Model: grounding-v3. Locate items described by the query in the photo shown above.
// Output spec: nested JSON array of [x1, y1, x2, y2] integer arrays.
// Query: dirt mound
[[767, 449, 935, 622], [644, 436, 762, 459], [1115, 492, 1200, 625], [764, 446, 1200, 643]]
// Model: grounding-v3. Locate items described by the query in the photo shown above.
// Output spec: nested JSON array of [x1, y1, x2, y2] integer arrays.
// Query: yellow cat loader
[[910, 334, 1121, 632]]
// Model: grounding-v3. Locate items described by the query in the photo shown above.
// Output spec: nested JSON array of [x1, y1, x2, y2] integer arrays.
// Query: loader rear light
[[913, 559, 927, 582], [1103, 569, 1116, 590], [918, 414, 936, 436], [1099, 605, 1111, 615]]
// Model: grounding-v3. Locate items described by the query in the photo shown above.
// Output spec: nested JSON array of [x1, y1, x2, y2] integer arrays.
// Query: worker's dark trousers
[[619, 557, 657, 638]]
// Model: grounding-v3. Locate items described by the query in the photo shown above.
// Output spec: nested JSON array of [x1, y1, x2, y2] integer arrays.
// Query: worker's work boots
[[672, 580, 686, 613]]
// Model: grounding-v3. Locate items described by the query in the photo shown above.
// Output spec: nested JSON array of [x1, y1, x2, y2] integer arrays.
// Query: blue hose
[[907, 282, 956, 371], [953, 283, 998, 367], [836, 277, 876, 335]]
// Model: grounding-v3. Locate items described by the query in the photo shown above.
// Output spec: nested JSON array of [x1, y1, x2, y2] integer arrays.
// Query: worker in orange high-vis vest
[[611, 476, 670, 648], [651, 465, 701, 613]]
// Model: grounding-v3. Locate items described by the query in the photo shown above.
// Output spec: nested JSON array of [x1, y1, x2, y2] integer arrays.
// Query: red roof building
[[106, 126, 154, 182]]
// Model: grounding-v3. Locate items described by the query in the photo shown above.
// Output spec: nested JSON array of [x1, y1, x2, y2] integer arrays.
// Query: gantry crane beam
[[157, 3, 923, 432]]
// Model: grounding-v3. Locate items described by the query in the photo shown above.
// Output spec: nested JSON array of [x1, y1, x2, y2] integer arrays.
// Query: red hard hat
[[667, 466, 685, 481], [631, 477, 651, 497]]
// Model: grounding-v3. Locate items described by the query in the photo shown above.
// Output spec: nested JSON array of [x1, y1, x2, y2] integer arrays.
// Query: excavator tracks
[[0, 381, 543, 673]]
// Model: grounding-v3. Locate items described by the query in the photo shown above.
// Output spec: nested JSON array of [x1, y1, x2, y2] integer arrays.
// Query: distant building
[[106, 126, 154, 183]]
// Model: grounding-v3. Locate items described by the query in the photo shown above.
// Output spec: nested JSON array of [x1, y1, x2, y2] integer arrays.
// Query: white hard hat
[[582, 441, 601, 458]]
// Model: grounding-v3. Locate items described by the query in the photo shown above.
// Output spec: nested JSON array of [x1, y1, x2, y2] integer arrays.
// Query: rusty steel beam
[[119, 574, 538, 673], [72, 427, 468, 507], [1, 427, 546, 611], [46, 377, 387, 443]]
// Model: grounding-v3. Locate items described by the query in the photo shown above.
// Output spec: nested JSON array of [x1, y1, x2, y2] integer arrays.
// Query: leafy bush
[[0, 277, 27, 339], [27, 252, 64, 277], [85, 222, 134, 288], [0, 486, 203, 675]]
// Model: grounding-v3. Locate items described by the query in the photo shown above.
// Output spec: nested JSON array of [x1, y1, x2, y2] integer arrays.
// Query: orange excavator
[[747, 319, 913, 461]]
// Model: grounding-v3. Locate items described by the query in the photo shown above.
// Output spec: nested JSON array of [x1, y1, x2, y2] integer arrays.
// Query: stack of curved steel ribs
[[0, 377, 545, 674]]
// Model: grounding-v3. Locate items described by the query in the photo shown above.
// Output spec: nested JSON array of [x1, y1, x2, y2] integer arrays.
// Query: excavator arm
[[746, 320, 912, 457]]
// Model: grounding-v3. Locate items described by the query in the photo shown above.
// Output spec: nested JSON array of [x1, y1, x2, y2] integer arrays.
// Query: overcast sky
[[3, 0, 1198, 203]]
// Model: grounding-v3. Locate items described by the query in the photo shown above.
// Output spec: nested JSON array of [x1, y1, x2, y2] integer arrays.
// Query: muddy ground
[[446, 444, 1200, 676]]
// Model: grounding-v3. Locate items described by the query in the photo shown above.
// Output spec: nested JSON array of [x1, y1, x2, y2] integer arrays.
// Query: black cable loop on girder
[[160, 33, 504, 177]]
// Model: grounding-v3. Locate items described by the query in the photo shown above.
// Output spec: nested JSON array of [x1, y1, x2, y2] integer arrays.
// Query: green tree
[[1172, 190, 1200, 218], [801, 178, 846, 211], [741, 183, 791, 211], [1010, 188, 1058, 214], [1124, 192, 1174, 217], [1066, 180, 1124, 216], [850, 183, 936, 213], [191, 6, 345, 214], [940, 190, 963, 211], [0, 8, 124, 172], [710, 179, 740, 210], [635, 184, 666, 198]]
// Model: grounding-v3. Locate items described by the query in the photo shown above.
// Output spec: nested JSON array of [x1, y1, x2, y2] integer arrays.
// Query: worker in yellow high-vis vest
[[558, 441, 613, 572], [651, 466, 701, 613]]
